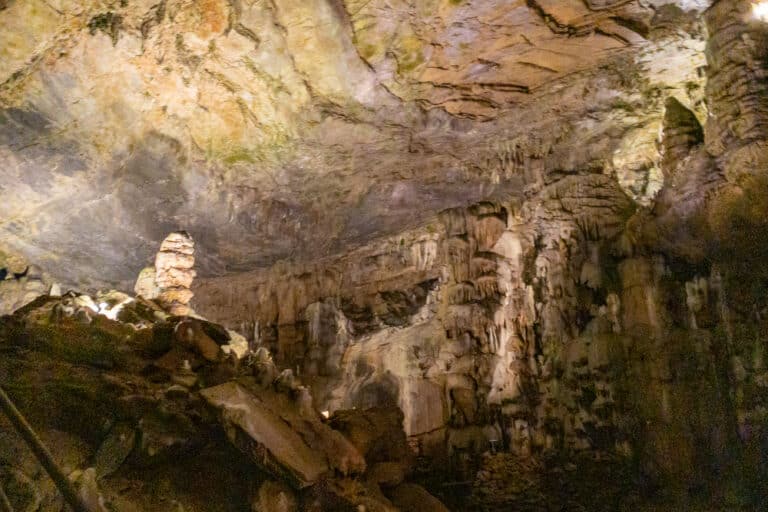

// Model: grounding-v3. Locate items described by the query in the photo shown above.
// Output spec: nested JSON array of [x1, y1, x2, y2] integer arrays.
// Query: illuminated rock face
[[0, 0, 710, 287], [187, 2, 768, 503], [154, 231, 196, 316], [193, 188, 768, 504]]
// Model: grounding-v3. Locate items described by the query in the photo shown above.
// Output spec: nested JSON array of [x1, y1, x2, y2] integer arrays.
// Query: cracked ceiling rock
[[0, 0, 712, 288], [344, 0, 654, 117]]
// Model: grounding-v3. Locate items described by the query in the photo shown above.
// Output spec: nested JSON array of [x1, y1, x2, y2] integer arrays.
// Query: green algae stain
[[217, 129, 295, 168], [395, 35, 425, 74], [223, 148, 257, 165], [360, 43, 380, 61]]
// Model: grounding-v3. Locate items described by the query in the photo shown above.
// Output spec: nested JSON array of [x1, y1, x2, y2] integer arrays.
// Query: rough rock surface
[[0, 264, 55, 315], [183, 3, 768, 508], [154, 231, 196, 315], [201, 380, 366, 488], [2, 0, 768, 510], [0, 289, 449, 511], [0, 0, 709, 287]]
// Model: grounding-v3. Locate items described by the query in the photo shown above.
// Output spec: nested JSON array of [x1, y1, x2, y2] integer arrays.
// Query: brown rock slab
[[201, 380, 365, 488]]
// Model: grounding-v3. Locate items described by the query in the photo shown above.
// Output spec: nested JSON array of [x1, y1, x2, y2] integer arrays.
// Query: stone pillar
[[705, 0, 768, 180], [154, 231, 196, 316]]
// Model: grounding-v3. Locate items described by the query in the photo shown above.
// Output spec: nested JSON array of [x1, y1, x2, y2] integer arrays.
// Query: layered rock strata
[[152, 231, 196, 316]]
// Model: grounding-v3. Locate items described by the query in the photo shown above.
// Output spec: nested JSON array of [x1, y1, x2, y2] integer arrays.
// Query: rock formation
[[152, 231, 196, 316], [0, 0, 709, 286], [0, 264, 54, 316], [0, 290, 448, 511], [1, 0, 768, 510]]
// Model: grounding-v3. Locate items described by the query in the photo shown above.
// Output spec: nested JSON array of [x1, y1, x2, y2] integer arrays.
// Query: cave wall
[[193, 0, 768, 494], [193, 179, 766, 493]]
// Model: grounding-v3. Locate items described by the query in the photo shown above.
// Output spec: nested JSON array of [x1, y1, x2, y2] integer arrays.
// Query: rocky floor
[[0, 291, 450, 512], [1, 290, 766, 511]]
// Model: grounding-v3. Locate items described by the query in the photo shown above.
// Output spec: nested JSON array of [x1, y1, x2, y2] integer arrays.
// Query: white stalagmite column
[[154, 231, 196, 316]]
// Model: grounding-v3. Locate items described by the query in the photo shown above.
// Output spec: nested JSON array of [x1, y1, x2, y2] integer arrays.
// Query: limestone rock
[[366, 461, 409, 488], [1, 0, 767, 509], [223, 329, 250, 359], [49, 282, 62, 297], [155, 232, 196, 316], [705, 0, 768, 169], [94, 423, 136, 479], [174, 318, 222, 362], [70, 467, 108, 512], [328, 407, 412, 466], [0, 263, 53, 315], [134, 266, 159, 300], [0, 0, 710, 290], [660, 97, 703, 176], [136, 408, 199, 463], [200, 380, 365, 488]]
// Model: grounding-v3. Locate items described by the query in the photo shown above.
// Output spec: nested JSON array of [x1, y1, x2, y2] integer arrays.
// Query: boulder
[[173, 318, 223, 362], [201, 380, 365, 488]]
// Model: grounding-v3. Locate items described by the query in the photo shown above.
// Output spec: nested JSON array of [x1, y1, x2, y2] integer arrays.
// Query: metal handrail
[[0, 482, 14, 512], [0, 385, 93, 512]]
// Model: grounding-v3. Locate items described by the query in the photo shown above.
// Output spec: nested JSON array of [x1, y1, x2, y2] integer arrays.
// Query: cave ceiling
[[0, 0, 710, 289]]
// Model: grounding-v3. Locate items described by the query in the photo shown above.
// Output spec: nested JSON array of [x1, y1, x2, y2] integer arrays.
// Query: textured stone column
[[154, 231, 196, 316], [705, 0, 768, 180]]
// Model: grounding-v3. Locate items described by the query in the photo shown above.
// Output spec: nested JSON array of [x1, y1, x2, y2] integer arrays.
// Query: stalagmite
[[154, 231, 196, 316]]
